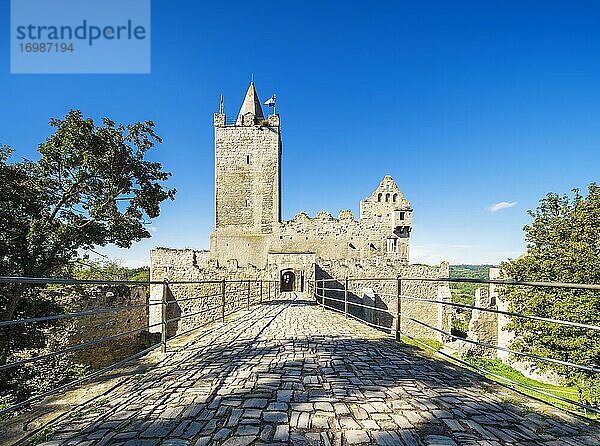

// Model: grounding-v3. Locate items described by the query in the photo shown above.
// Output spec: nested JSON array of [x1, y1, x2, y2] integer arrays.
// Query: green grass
[[451, 319, 468, 338], [29, 426, 53, 446], [400, 335, 443, 352], [463, 357, 596, 420]]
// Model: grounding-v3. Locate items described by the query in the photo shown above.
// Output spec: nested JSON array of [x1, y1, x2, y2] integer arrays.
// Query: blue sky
[[2, 1, 599, 266]]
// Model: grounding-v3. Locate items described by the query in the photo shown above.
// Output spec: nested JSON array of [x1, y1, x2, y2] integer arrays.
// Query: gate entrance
[[280, 270, 296, 292]]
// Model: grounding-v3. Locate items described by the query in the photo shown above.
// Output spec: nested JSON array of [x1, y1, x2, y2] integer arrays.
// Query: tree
[[72, 259, 150, 282], [0, 110, 175, 365], [501, 183, 600, 407]]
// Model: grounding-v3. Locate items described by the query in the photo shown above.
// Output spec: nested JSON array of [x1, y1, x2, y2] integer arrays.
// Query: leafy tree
[[501, 183, 600, 407], [72, 259, 150, 282], [0, 110, 175, 366]]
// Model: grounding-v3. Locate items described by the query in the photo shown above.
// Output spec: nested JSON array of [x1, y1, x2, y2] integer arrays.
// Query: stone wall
[[466, 287, 498, 357], [315, 259, 452, 341], [150, 247, 452, 342], [211, 112, 281, 268], [275, 210, 409, 262], [150, 248, 278, 338], [53, 285, 156, 369], [213, 116, 281, 232]]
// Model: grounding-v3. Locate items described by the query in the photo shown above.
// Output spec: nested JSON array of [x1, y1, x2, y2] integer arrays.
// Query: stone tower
[[210, 83, 281, 267]]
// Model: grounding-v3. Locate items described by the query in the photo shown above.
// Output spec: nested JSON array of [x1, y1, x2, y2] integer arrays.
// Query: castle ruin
[[150, 83, 452, 340]]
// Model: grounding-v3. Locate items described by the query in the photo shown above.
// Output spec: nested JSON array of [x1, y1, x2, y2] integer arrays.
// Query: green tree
[[501, 183, 600, 407], [71, 259, 150, 282], [0, 110, 175, 365]]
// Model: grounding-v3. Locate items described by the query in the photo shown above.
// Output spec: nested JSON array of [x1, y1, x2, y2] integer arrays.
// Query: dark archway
[[280, 270, 296, 292]]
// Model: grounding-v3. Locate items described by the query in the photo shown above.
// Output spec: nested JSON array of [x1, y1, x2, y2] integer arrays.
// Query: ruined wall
[[466, 287, 498, 358], [462, 267, 565, 385], [150, 248, 278, 338], [54, 285, 155, 368], [267, 252, 316, 292], [210, 167, 414, 269], [359, 175, 413, 230], [275, 210, 409, 262], [315, 259, 452, 341]]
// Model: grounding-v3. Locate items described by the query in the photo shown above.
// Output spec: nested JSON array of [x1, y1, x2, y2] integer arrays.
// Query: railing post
[[344, 277, 349, 318], [396, 277, 401, 341], [247, 280, 251, 309], [161, 279, 168, 353], [260, 280, 263, 304], [221, 279, 226, 322], [320, 280, 324, 309]]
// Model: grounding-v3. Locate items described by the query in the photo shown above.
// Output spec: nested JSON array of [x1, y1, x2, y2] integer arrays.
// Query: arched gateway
[[280, 270, 296, 292]]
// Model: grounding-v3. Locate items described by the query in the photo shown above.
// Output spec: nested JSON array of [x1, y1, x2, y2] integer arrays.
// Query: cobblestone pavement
[[38, 293, 599, 446]]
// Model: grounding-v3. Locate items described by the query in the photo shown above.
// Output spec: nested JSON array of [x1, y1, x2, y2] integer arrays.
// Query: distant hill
[[448, 265, 497, 336], [448, 264, 496, 311], [449, 264, 496, 279]]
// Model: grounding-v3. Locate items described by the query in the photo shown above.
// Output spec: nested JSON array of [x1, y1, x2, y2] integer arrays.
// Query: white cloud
[[487, 201, 517, 213]]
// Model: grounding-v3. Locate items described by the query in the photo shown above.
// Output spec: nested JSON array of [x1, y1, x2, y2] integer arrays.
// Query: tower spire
[[237, 82, 264, 125]]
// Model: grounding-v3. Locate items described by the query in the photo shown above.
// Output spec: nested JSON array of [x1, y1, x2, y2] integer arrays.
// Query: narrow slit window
[[246, 155, 251, 164]]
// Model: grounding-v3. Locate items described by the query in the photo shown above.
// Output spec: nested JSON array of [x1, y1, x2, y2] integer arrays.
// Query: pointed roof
[[237, 82, 264, 124]]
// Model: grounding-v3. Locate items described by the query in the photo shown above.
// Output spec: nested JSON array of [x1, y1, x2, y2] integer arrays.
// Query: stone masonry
[[151, 82, 452, 341], [48, 285, 155, 369], [26, 293, 600, 446]]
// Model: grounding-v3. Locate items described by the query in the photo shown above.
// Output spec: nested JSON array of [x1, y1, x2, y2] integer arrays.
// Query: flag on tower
[[264, 94, 276, 107], [219, 94, 224, 114]]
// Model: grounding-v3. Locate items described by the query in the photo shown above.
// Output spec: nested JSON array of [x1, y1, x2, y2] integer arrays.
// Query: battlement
[[214, 113, 280, 128], [165, 82, 422, 288]]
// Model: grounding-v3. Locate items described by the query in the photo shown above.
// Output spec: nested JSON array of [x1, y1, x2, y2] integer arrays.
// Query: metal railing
[[0, 276, 280, 417], [314, 275, 600, 415]]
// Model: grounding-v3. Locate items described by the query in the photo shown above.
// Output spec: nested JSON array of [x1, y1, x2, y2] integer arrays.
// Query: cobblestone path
[[39, 293, 599, 446]]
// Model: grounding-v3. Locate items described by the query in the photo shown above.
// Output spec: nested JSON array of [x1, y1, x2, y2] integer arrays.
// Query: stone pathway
[[36, 293, 599, 446]]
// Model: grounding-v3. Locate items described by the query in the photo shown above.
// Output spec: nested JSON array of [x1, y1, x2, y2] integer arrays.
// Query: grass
[[451, 319, 468, 338], [400, 335, 443, 352], [462, 357, 597, 420], [29, 426, 53, 446], [398, 332, 598, 421]]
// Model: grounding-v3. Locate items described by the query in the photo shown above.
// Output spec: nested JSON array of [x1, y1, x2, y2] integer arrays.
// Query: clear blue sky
[[2, 1, 599, 266]]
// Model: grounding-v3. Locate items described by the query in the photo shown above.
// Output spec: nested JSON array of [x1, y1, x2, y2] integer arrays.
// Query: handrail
[[401, 332, 600, 415], [0, 342, 162, 417], [0, 301, 164, 327], [396, 294, 600, 332], [0, 276, 280, 286], [0, 322, 163, 372], [318, 276, 600, 291], [314, 274, 600, 416], [0, 275, 280, 417]]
